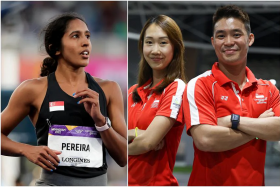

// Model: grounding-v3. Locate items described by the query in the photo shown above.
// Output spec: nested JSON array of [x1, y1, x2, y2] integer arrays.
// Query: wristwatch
[[95, 117, 111, 132], [231, 114, 240, 130]]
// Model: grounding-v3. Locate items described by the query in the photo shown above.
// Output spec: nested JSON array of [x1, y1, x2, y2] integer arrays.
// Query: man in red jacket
[[183, 5, 280, 186]]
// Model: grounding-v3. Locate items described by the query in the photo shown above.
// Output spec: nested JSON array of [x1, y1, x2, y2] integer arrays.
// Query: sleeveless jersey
[[35, 72, 107, 178]]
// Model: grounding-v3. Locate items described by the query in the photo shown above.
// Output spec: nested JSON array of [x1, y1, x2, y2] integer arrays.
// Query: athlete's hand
[[217, 115, 231, 128], [74, 88, 104, 125], [154, 139, 165, 151], [23, 145, 61, 171], [259, 108, 275, 118]]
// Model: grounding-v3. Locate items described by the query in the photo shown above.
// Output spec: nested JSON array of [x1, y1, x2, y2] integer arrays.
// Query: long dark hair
[[40, 13, 86, 76], [132, 15, 187, 102]]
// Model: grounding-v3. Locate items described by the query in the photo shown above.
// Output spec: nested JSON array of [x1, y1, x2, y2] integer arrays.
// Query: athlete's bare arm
[[128, 129, 145, 142], [190, 125, 254, 152], [128, 128, 165, 152], [76, 78, 127, 167], [238, 117, 280, 141], [190, 109, 274, 152], [217, 108, 280, 141], [1, 78, 60, 171], [128, 116, 174, 155], [100, 80, 127, 167], [218, 83, 280, 141]]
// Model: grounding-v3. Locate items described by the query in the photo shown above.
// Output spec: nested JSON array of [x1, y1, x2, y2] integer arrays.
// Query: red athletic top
[[128, 78, 186, 186], [183, 62, 280, 186]]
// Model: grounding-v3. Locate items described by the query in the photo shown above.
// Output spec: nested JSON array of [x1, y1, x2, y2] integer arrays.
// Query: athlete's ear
[[49, 44, 61, 55], [54, 46, 61, 56], [248, 33, 254, 46], [55, 50, 61, 55], [211, 36, 215, 49]]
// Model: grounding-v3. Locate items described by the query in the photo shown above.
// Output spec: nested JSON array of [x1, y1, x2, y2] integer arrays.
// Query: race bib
[[48, 125, 103, 168]]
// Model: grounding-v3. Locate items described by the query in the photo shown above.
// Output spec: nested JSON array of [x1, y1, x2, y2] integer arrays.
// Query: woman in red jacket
[[128, 15, 187, 186]]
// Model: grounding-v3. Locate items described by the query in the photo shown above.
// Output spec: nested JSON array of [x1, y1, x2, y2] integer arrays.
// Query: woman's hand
[[74, 88, 105, 125], [23, 145, 61, 171], [73, 80, 127, 167]]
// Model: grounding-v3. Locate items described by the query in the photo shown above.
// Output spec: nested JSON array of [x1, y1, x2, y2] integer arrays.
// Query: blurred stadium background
[[1, 1, 127, 186], [128, 1, 280, 186]]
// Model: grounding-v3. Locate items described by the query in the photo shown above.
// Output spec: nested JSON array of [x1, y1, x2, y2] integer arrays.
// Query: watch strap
[[95, 117, 111, 132]]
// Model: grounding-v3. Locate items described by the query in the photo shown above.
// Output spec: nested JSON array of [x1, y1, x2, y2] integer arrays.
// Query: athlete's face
[[211, 17, 254, 66], [143, 24, 174, 74], [56, 19, 92, 68]]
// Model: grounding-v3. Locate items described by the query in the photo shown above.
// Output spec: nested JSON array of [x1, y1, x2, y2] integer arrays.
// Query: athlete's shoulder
[[188, 70, 213, 87], [256, 78, 273, 86], [161, 78, 186, 97], [256, 78, 279, 91], [165, 78, 186, 90], [10, 76, 47, 105], [17, 76, 47, 93], [92, 76, 120, 88], [92, 76, 123, 99], [174, 78, 186, 85]]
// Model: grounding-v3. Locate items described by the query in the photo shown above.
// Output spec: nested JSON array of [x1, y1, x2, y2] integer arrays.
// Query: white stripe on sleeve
[[170, 79, 186, 119], [187, 70, 212, 126]]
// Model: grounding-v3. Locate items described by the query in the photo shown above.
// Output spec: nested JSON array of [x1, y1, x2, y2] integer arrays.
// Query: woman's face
[[143, 23, 174, 73], [56, 19, 92, 68]]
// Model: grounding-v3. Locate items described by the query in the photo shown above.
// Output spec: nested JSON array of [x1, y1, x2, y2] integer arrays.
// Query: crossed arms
[[186, 81, 280, 152], [190, 110, 280, 152]]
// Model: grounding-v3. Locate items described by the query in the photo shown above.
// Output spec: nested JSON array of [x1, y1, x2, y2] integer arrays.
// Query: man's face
[[211, 17, 254, 66]]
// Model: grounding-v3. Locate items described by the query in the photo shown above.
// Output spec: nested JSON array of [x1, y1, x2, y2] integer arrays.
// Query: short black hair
[[213, 5, 251, 36]]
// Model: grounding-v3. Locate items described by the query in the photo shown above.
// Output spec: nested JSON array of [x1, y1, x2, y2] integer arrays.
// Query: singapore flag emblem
[[49, 101, 64, 112]]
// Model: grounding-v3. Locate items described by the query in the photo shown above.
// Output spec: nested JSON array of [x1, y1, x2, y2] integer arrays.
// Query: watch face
[[106, 117, 112, 127], [232, 114, 240, 121]]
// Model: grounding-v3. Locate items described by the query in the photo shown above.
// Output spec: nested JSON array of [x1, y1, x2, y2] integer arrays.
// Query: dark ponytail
[[40, 12, 86, 76], [40, 57, 58, 77]]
